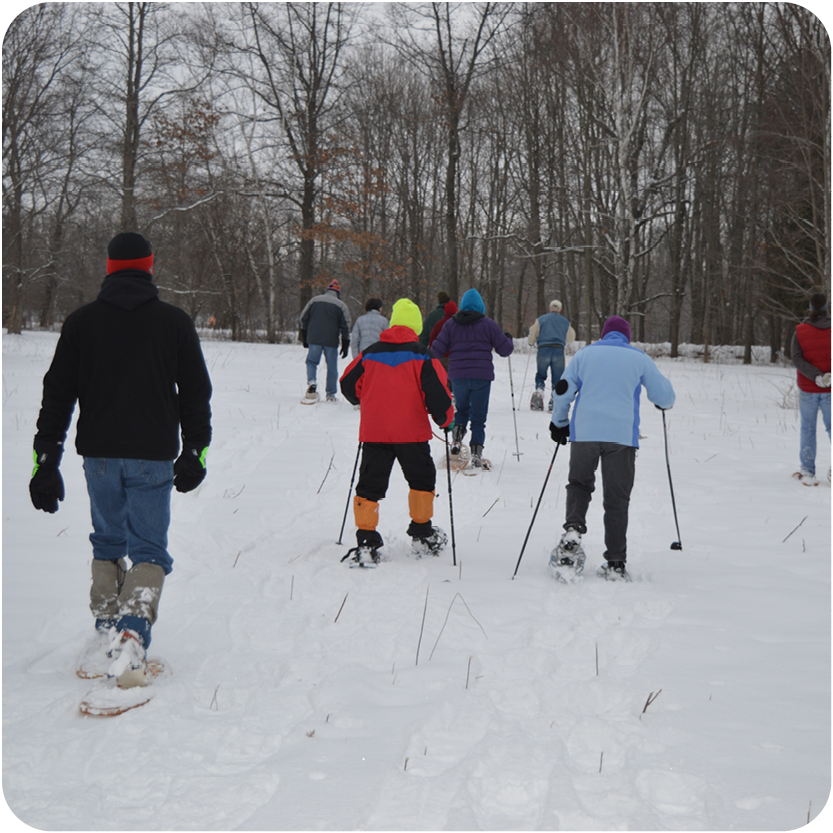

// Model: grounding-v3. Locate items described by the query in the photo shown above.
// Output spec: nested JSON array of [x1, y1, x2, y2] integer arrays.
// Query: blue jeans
[[83, 458, 174, 575], [798, 391, 831, 475], [535, 346, 565, 397], [451, 378, 492, 446], [306, 344, 339, 396]]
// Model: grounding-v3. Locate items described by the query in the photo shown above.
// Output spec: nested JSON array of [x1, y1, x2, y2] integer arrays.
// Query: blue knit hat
[[459, 288, 486, 314]]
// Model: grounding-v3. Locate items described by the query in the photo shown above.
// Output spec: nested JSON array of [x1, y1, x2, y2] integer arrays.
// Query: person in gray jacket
[[299, 280, 351, 402], [350, 298, 388, 358]]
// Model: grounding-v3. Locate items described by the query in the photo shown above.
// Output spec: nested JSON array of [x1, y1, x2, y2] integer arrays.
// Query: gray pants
[[564, 441, 636, 562]]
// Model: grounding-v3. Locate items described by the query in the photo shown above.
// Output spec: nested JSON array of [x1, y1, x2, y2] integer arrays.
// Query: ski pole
[[336, 441, 362, 545], [512, 441, 561, 578], [661, 409, 683, 550], [507, 354, 522, 460], [445, 430, 458, 566]]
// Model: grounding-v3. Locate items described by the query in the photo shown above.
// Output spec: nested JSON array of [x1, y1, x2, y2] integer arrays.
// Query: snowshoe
[[80, 658, 170, 717], [301, 383, 319, 405], [447, 444, 470, 470], [106, 629, 149, 689], [530, 390, 544, 411], [410, 527, 448, 558], [793, 470, 819, 486], [341, 545, 381, 568], [597, 561, 632, 582], [549, 528, 586, 583], [77, 626, 117, 679]]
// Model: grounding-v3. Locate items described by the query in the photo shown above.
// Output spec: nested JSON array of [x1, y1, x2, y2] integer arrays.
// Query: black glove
[[550, 422, 569, 445], [504, 331, 513, 339], [340, 336, 349, 359], [300, 329, 308, 349], [174, 445, 207, 493], [30, 439, 65, 513]]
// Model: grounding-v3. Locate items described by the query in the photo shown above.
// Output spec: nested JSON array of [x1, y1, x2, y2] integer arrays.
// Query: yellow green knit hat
[[389, 298, 423, 336]]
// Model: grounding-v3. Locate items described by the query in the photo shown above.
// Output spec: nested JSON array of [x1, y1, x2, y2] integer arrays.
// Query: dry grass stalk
[[415, 584, 430, 665], [334, 592, 349, 623], [640, 689, 662, 718], [428, 593, 487, 661], [317, 452, 335, 494]]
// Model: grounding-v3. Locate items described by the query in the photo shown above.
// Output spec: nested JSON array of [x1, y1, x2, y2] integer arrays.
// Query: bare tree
[[391, 2, 510, 300], [2, 4, 90, 333], [230, 2, 355, 311]]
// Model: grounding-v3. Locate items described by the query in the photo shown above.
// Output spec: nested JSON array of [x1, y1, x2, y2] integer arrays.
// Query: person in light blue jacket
[[549, 315, 675, 580], [350, 298, 388, 358]]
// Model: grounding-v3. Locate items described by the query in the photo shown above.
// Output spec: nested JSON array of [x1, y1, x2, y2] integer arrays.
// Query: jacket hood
[[453, 309, 484, 325], [381, 324, 420, 344], [600, 330, 631, 346], [97, 269, 160, 310], [803, 314, 831, 330], [459, 288, 486, 314]]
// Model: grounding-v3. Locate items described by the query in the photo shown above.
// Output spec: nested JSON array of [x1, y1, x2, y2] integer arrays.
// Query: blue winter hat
[[459, 288, 486, 314]]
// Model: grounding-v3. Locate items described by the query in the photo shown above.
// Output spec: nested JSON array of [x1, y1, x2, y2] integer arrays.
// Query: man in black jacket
[[29, 232, 213, 687], [299, 279, 351, 402]]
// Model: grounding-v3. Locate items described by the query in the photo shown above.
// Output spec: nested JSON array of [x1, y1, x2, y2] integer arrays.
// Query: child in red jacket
[[339, 299, 454, 566]]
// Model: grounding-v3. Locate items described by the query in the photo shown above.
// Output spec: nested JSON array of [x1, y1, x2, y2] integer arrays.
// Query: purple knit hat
[[601, 315, 631, 341]]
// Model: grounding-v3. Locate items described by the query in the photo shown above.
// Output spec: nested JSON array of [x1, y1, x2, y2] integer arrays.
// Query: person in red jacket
[[339, 298, 454, 566], [791, 292, 831, 485]]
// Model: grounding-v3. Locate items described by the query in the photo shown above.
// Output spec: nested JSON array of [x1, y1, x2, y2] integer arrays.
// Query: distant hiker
[[419, 290, 451, 348], [791, 292, 831, 485], [428, 300, 458, 348], [350, 298, 388, 358], [549, 315, 675, 581], [527, 299, 576, 412], [299, 279, 351, 403], [430, 288, 514, 468], [29, 232, 213, 686], [428, 299, 458, 392], [339, 298, 454, 567]]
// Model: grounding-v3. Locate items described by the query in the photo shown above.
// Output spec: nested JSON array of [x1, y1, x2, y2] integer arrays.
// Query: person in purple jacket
[[430, 288, 514, 467]]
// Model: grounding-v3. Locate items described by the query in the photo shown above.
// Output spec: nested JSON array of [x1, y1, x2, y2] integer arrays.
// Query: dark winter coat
[[791, 314, 831, 393], [430, 290, 514, 381], [35, 269, 213, 461], [428, 301, 459, 347], [419, 303, 446, 348], [299, 289, 351, 348], [340, 325, 453, 443]]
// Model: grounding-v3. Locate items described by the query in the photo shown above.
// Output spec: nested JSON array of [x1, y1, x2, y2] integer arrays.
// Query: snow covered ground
[[3, 329, 830, 831]]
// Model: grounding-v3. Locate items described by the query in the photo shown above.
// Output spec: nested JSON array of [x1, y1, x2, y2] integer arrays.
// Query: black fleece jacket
[[35, 269, 212, 461]]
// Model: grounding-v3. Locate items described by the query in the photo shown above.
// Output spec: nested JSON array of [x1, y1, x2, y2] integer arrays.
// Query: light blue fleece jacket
[[551, 332, 675, 447]]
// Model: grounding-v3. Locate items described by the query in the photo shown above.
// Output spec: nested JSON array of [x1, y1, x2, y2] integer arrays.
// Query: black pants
[[356, 442, 436, 502], [565, 441, 636, 562]]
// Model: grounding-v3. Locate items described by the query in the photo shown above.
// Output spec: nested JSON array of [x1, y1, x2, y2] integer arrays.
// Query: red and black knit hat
[[107, 232, 154, 275]]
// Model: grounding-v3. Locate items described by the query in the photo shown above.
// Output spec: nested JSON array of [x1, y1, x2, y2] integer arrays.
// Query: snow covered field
[[3, 329, 830, 831]]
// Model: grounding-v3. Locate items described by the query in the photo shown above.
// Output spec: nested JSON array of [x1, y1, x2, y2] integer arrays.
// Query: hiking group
[[27, 233, 827, 693]]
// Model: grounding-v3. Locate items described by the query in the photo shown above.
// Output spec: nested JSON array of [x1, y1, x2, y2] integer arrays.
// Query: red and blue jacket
[[340, 325, 454, 443]]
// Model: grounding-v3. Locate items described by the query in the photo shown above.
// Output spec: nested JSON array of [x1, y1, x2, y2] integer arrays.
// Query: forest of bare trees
[[3, 2, 830, 361]]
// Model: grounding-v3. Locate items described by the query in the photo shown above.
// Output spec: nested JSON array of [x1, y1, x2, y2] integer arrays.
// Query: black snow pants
[[564, 441, 636, 563]]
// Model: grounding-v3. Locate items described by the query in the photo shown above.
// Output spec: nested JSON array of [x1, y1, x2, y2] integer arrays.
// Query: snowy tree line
[[3, 2, 829, 360]]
